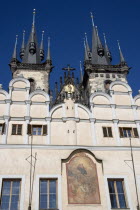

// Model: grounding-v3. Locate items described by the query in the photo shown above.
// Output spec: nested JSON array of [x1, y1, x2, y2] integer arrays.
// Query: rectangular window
[[39, 179, 57, 210], [0, 123, 5, 135], [119, 127, 139, 138], [103, 127, 113, 137], [27, 124, 47, 136], [108, 179, 127, 209], [0, 179, 21, 210], [11, 124, 22, 135]]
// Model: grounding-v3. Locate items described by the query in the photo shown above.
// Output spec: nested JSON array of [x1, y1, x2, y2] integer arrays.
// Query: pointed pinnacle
[[103, 33, 107, 45], [117, 40, 126, 64], [80, 61, 83, 82], [32, 9, 36, 26], [47, 37, 51, 60], [21, 30, 25, 49], [40, 31, 44, 50], [90, 12, 95, 27], [12, 35, 18, 59], [85, 32, 90, 52], [84, 40, 88, 60], [103, 33, 109, 51], [96, 26, 102, 48]]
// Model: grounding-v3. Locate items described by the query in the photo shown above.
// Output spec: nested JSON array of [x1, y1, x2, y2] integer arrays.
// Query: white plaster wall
[[31, 95, 46, 102], [116, 109, 134, 121], [94, 107, 112, 120], [51, 122, 66, 145], [10, 104, 26, 117], [0, 94, 6, 100], [113, 95, 131, 106], [0, 149, 138, 210], [135, 99, 140, 106], [30, 105, 47, 118], [112, 84, 128, 92], [52, 107, 63, 118], [0, 104, 6, 116], [12, 91, 27, 101], [13, 81, 27, 88], [92, 96, 110, 104], [76, 122, 92, 145], [78, 107, 89, 119]]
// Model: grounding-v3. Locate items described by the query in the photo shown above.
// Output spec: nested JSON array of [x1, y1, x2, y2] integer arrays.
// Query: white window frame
[[104, 175, 133, 210], [0, 175, 25, 210], [35, 174, 62, 210]]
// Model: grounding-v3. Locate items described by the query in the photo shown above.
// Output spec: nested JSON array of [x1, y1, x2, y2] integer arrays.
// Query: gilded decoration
[[66, 152, 100, 204]]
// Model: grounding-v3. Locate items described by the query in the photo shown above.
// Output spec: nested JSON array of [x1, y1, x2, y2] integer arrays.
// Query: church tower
[[9, 9, 53, 93], [83, 13, 130, 97]]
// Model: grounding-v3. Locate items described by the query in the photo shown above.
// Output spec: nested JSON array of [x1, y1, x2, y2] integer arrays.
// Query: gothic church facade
[[0, 10, 140, 210]]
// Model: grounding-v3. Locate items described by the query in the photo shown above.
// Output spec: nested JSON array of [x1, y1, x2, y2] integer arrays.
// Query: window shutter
[[2, 123, 5, 134], [133, 128, 139, 138], [108, 127, 113, 137], [17, 125, 22, 135], [119, 127, 124, 138], [27, 124, 32, 135], [12, 124, 17, 135], [43, 125, 47, 135], [103, 127, 107, 137]]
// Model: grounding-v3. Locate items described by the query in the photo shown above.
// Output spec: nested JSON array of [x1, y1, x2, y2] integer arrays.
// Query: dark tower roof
[[91, 13, 109, 65], [22, 9, 41, 64]]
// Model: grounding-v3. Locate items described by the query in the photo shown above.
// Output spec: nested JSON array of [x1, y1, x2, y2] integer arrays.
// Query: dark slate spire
[[11, 35, 18, 62], [40, 31, 44, 61], [46, 37, 51, 61], [103, 33, 112, 62], [117, 40, 127, 65], [22, 9, 41, 64], [85, 32, 90, 52], [85, 32, 92, 60], [20, 30, 25, 59], [80, 61, 83, 82], [96, 26, 104, 57], [45, 37, 53, 72], [90, 12, 108, 65], [84, 40, 89, 61]]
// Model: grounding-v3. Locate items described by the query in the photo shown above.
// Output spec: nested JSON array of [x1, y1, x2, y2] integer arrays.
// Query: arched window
[[28, 78, 35, 93]]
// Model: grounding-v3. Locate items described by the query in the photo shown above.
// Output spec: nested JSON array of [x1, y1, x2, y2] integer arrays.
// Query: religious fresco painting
[[66, 152, 100, 204]]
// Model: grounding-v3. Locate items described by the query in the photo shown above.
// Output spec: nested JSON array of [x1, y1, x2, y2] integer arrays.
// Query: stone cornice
[[0, 144, 140, 151]]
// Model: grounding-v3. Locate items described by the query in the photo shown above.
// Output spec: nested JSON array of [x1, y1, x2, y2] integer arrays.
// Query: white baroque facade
[[0, 9, 140, 210], [0, 77, 140, 210]]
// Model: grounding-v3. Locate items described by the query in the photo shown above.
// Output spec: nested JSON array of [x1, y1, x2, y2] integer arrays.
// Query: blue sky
[[0, 0, 139, 96]]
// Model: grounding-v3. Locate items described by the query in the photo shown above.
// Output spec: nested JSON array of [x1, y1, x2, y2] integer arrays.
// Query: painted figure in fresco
[[67, 153, 100, 204]]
